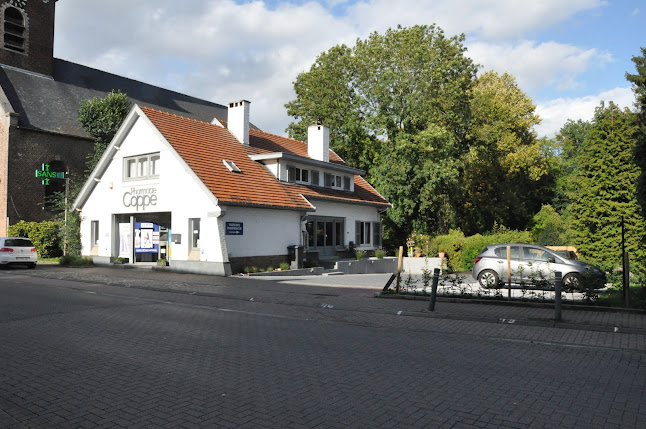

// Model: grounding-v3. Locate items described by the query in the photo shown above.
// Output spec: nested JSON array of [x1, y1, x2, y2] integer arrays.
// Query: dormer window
[[3, 6, 26, 53], [223, 160, 242, 173], [287, 165, 309, 184]]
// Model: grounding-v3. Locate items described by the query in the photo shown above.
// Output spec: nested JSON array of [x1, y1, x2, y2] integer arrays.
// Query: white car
[[0, 237, 38, 269]]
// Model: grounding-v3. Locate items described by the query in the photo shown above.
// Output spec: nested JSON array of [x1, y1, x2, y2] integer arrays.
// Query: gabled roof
[[75, 105, 390, 212], [0, 59, 246, 138], [142, 107, 313, 210], [143, 108, 390, 209]]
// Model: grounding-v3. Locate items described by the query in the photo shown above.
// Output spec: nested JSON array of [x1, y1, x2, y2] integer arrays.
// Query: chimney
[[308, 122, 329, 162], [228, 100, 250, 145]]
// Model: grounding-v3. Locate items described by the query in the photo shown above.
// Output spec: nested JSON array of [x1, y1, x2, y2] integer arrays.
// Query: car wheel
[[563, 273, 583, 291], [478, 270, 499, 288]]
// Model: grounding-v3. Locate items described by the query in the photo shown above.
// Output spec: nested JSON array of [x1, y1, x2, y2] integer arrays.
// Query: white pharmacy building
[[73, 101, 391, 276]]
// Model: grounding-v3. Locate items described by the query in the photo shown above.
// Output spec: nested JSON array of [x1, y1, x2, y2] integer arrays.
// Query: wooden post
[[396, 246, 404, 293]]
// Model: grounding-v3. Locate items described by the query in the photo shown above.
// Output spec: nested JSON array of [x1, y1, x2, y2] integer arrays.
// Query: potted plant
[[113, 257, 127, 264], [157, 258, 168, 267]]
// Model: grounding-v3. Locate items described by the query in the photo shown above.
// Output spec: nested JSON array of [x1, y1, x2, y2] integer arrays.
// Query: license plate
[[16, 257, 30, 260]]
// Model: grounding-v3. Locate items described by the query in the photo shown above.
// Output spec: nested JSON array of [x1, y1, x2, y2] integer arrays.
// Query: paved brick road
[[1, 266, 645, 428]]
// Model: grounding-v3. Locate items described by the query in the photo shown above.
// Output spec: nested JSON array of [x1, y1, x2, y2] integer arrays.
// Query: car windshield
[[4, 238, 34, 247]]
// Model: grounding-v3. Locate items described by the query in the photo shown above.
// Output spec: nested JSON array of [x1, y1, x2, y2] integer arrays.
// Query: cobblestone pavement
[[1, 266, 645, 428]]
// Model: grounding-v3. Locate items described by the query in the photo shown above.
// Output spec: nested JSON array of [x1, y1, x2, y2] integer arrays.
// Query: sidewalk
[[15, 265, 646, 335]]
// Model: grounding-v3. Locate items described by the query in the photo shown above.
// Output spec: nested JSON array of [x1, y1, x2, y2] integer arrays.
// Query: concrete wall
[[334, 257, 443, 274]]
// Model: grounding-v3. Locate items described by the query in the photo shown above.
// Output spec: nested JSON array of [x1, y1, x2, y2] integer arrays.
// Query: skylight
[[223, 160, 242, 173]]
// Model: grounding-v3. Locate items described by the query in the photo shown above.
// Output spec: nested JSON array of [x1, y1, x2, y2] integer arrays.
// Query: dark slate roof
[[0, 58, 232, 138]]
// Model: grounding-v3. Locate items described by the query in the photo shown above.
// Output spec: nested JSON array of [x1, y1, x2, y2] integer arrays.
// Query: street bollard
[[428, 268, 440, 311], [554, 271, 562, 321]]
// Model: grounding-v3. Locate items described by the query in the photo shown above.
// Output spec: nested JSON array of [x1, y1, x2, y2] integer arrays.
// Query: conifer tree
[[566, 102, 646, 272]]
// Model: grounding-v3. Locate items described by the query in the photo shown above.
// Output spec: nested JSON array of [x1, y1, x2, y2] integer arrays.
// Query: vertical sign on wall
[[135, 222, 159, 253]]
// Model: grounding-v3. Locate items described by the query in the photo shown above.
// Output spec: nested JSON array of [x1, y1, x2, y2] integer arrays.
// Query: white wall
[[222, 206, 302, 257], [79, 114, 227, 263]]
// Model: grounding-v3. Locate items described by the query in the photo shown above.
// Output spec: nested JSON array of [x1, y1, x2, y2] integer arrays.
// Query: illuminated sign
[[35, 164, 66, 185]]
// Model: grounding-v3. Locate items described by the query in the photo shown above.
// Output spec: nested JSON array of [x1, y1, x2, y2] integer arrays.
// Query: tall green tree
[[285, 24, 477, 175], [459, 71, 552, 233], [78, 90, 130, 173], [371, 125, 461, 241], [566, 102, 646, 272], [626, 47, 646, 214]]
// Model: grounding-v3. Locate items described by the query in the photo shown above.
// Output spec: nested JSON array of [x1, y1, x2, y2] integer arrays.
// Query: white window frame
[[124, 153, 160, 181]]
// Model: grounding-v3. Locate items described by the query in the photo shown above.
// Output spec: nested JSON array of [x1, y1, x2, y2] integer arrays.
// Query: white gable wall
[[79, 114, 228, 265]]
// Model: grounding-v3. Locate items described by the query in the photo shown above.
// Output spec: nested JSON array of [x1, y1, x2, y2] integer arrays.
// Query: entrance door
[[306, 217, 344, 257]]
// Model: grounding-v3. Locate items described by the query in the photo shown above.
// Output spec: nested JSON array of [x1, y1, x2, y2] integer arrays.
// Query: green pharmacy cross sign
[[35, 164, 66, 185]]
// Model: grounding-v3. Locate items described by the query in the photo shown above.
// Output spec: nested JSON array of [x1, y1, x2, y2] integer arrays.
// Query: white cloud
[[53, 0, 615, 136], [468, 40, 612, 92], [534, 87, 635, 138], [346, 0, 606, 40]]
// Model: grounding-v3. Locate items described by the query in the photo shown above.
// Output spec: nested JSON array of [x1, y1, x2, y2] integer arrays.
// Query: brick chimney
[[227, 100, 250, 145], [308, 122, 329, 162]]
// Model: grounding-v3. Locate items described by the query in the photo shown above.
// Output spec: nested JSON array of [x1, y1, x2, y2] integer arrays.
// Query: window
[[3, 7, 26, 53], [343, 176, 351, 191], [223, 160, 241, 173], [355, 221, 382, 247], [124, 153, 160, 181], [189, 218, 200, 250], [324, 172, 349, 190], [311, 170, 320, 186], [91, 221, 99, 248], [305, 218, 344, 249], [287, 165, 309, 183]]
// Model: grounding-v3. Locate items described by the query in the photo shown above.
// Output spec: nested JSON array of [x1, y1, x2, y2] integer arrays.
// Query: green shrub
[[8, 220, 63, 258], [280, 262, 290, 271], [375, 249, 386, 259], [429, 226, 532, 272], [59, 255, 93, 267], [355, 250, 365, 260]]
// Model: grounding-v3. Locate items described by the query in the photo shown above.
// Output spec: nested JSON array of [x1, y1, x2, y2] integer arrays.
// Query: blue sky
[[55, 0, 645, 138]]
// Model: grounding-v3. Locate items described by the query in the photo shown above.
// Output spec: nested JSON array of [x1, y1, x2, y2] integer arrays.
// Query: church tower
[[0, 0, 55, 76]]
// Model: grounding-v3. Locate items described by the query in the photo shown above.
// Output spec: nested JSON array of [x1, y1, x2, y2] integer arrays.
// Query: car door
[[519, 246, 553, 286], [494, 245, 521, 284]]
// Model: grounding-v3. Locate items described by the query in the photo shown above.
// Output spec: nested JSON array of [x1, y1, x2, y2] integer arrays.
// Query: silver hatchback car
[[0, 237, 38, 269], [472, 243, 606, 290]]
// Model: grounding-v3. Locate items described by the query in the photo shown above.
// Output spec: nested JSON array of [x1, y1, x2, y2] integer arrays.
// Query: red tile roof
[[141, 107, 390, 210]]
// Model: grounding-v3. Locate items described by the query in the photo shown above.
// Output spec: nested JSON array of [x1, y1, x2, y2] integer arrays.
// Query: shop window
[[3, 7, 26, 53], [124, 153, 160, 181], [189, 218, 200, 250], [91, 221, 99, 248]]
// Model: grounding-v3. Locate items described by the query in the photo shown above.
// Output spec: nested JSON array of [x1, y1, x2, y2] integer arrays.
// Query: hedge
[[7, 220, 63, 258], [428, 228, 533, 272]]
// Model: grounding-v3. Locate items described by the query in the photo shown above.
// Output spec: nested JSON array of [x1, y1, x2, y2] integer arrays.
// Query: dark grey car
[[472, 243, 606, 290]]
